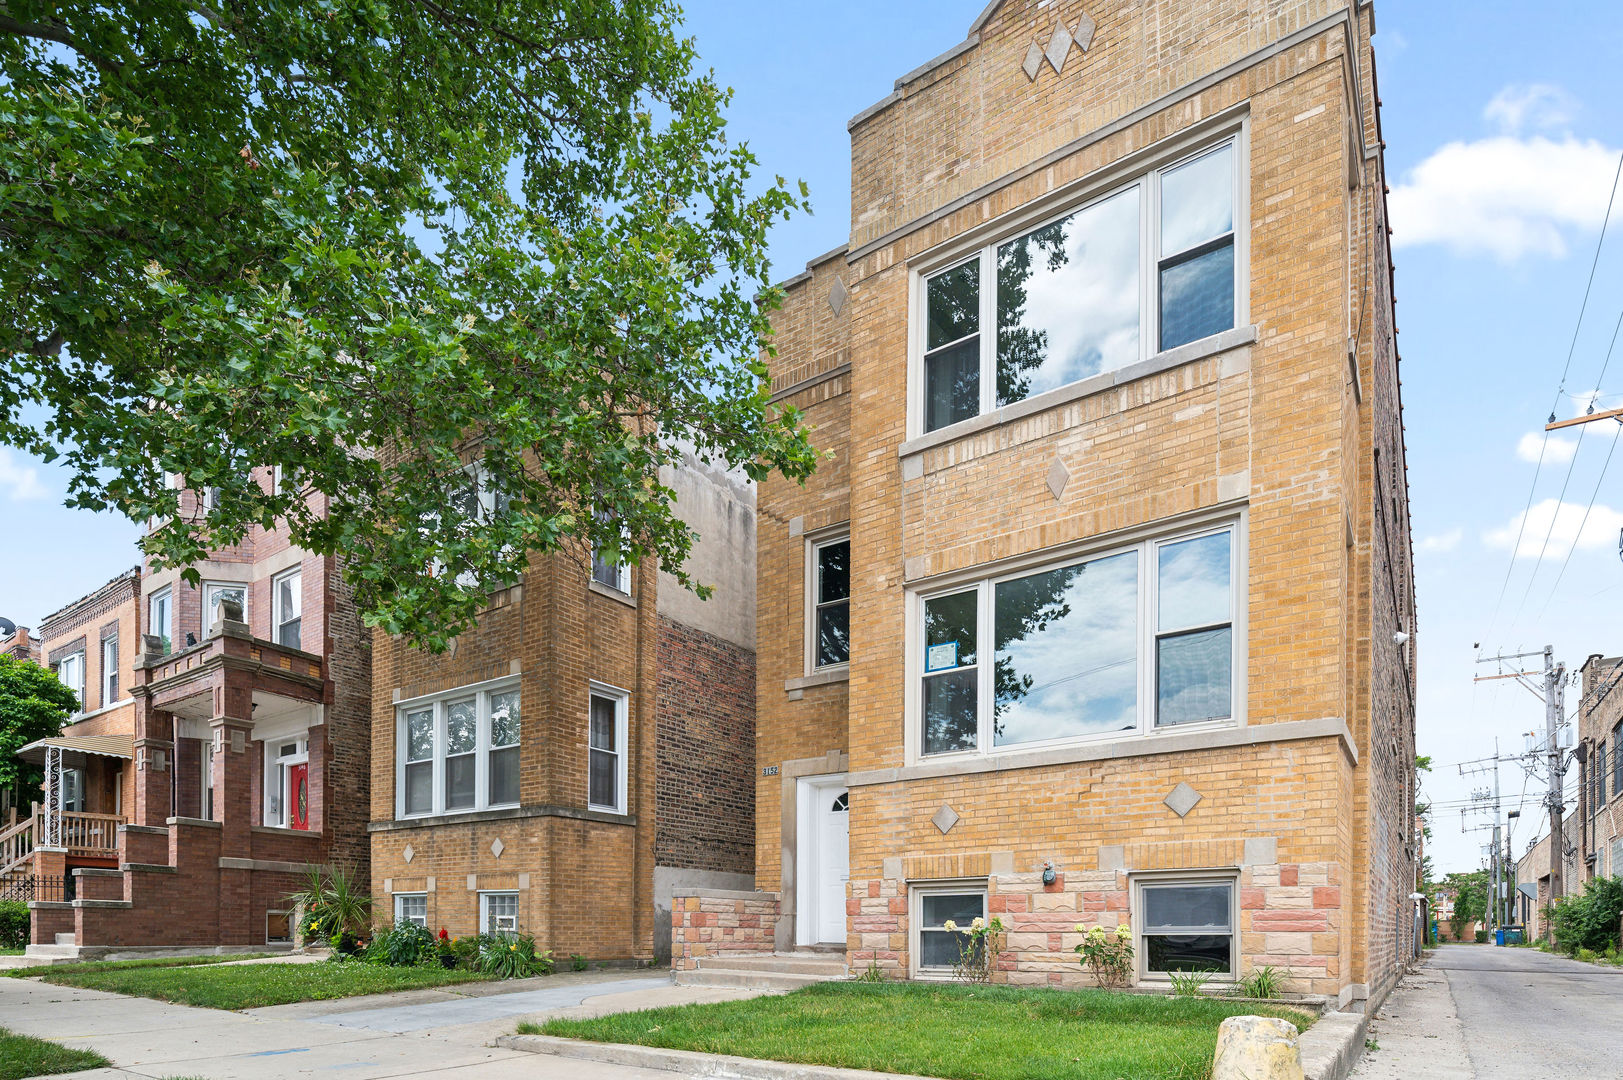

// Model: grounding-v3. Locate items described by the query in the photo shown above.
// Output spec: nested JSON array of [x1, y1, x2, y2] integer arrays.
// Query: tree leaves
[[1, 0, 818, 649]]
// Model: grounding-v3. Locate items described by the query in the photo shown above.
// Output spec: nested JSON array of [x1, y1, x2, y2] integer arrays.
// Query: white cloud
[[1483, 84, 1578, 136], [1483, 498, 1623, 559], [1517, 431, 1578, 465], [1416, 528, 1462, 555], [0, 450, 47, 501], [1388, 133, 1619, 261]]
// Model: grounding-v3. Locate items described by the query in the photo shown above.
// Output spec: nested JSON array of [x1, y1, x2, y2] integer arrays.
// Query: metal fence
[[0, 873, 74, 903]]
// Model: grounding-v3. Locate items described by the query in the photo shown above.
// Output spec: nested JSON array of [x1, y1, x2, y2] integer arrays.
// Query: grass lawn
[[0, 1027, 110, 1079], [33, 960, 497, 1010], [527, 982, 1316, 1080], [0, 953, 274, 979]]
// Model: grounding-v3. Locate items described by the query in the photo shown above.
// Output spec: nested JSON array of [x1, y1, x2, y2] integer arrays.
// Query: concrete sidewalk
[[1, 966, 764, 1078]]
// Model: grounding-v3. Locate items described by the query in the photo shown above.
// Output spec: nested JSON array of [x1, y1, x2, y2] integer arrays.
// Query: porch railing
[[0, 872, 74, 903], [0, 809, 123, 875]]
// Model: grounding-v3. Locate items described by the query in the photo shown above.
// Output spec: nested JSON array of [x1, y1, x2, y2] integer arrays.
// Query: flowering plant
[[942, 915, 1006, 984], [1074, 921, 1133, 988]]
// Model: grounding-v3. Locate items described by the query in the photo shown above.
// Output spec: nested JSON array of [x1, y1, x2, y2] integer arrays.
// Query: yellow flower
[[1074, 923, 1086, 934], [970, 917, 986, 931], [509, 944, 517, 951], [942, 920, 957, 932], [1116, 924, 1131, 939]]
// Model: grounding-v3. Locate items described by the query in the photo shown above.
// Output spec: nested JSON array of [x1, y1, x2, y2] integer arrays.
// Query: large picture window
[[395, 680, 522, 819], [916, 134, 1243, 436], [915, 521, 1238, 758], [1139, 878, 1236, 977]]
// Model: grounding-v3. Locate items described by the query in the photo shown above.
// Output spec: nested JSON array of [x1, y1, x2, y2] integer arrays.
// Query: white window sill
[[785, 666, 850, 693], [588, 580, 637, 607], [899, 324, 1258, 462]]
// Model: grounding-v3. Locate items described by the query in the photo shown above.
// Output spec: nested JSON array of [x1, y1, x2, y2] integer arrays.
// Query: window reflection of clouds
[[997, 187, 1141, 402], [1161, 145, 1233, 256], [1157, 532, 1231, 630], [1157, 627, 1233, 726], [993, 551, 1139, 745]]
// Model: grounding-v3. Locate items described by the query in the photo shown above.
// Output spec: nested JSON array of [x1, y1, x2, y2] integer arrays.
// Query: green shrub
[[571, 953, 589, 972], [1473, 930, 1488, 944], [1166, 969, 1214, 997], [478, 934, 553, 979], [1547, 877, 1623, 956], [0, 900, 27, 950], [363, 922, 437, 967], [1237, 965, 1284, 999], [288, 865, 373, 946]]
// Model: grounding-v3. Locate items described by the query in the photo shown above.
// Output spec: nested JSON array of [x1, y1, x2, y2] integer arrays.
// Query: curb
[[1297, 1010, 1369, 1080], [496, 1034, 936, 1080]]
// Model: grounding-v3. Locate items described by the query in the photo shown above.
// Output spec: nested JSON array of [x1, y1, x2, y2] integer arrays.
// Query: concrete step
[[24, 944, 81, 959], [54, 932, 75, 946], [694, 952, 848, 977], [674, 967, 840, 991]]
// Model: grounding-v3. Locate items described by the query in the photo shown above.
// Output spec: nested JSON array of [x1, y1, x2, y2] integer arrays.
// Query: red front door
[[289, 763, 309, 831]]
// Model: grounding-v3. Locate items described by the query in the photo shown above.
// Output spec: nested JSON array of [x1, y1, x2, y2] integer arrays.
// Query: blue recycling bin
[[1494, 928, 1506, 946]]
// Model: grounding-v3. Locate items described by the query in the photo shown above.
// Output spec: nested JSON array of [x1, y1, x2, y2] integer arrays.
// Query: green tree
[[0, 655, 78, 808], [1441, 870, 1488, 942], [1, 1, 819, 649]]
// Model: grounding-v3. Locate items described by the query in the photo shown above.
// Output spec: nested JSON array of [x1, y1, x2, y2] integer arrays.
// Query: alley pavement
[[1351, 944, 1623, 1079], [0, 967, 763, 1079]]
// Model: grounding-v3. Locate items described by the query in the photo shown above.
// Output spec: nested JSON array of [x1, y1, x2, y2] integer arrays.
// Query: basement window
[[1138, 877, 1236, 979]]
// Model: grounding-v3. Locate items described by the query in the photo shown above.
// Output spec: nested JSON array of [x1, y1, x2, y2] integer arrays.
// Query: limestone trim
[[847, 716, 1357, 788], [845, 9, 1360, 260], [784, 668, 849, 694], [670, 887, 779, 902], [898, 326, 1257, 462], [588, 579, 638, 608], [219, 857, 322, 874], [367, 803, 637, 833]]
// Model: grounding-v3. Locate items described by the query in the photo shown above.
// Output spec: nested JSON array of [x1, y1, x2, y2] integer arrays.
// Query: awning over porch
[[16, 734, 134, 766]]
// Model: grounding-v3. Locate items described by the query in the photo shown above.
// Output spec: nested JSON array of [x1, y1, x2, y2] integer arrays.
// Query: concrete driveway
[[1351, 943, 1623, 1079], [0, 967, 763, 1078]]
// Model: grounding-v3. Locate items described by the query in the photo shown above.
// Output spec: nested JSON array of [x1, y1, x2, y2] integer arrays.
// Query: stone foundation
[[669, 888, 781, 971]]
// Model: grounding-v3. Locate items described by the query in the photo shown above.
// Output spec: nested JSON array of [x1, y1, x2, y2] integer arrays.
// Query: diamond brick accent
[[1044, 20, 1074, 75], [1074, 14, 1096, 51], [490, 837, 504, 858], [828, 276, 848, 316], [931, 804, 960, 834], [1164, 782, 1203, 818], [1046, 457, 1070, 499], [402, 844, 414, 864], [1022, 41, 1044, 81]]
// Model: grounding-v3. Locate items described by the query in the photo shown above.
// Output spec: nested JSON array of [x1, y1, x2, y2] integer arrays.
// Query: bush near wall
[[0, 900, 27, 950], [1547, 877, 1623, 957]]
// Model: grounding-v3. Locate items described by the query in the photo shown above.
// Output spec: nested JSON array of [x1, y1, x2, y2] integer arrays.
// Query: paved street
[[1352, 944, 1623, 1079], [0, 968, 763, 1079]]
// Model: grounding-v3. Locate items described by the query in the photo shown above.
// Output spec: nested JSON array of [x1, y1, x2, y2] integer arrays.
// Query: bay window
[[916, 133, 1243, 436], [395, 680, 522, 818], [915, 520, 1239, 758]]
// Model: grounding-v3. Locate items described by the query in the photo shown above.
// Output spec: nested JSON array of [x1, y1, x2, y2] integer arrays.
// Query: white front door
[[816, 788, 850, 943]]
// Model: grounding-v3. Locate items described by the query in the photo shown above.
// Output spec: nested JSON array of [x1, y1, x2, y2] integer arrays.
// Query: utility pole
[[1545, 645, 1567, 909]]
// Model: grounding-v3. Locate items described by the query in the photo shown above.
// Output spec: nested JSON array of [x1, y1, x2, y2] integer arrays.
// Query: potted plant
[[437, 928, 457, 968]]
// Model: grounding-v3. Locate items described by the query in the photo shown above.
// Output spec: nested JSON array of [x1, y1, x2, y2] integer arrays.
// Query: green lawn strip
[[36, 960, 497, 1010], [528, 982, 1315, 1080], [1, 953, 275, 979], [0, 1027, 110, 1080]]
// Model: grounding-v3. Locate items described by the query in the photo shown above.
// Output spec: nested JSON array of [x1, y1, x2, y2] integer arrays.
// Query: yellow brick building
[[674, 0, 1417, 1009]]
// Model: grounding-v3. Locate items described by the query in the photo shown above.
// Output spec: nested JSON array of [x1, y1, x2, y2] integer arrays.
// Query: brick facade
[[723, 0, 1416, 1009]]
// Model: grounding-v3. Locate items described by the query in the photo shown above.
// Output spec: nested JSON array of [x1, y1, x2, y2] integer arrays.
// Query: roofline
[[966, 0, 1002, 35], [38, 566, 142, 631]]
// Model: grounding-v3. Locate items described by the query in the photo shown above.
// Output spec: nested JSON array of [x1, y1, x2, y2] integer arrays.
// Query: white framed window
[[911, 129, 1246, 438], [102, 635, 119, 704], [807, 534, 850, 671], [394, 893, 428, 928], [202, 738, 216, 820], [394, 679, 522, 819], [480, 890, 519, 936], [588, 684, 629, 814], [910, 883, 986, 979], [1136, 875, 1237, 980], [53, 652, 85, 715], [272, 568, 302, 650], [202, 581, 247, 632], [59, 767, 84, 812], [271, 465, 302, 497], [911, 518, 1240, 760], [149, 587, 173, 655], [591, 511, 632, 593]]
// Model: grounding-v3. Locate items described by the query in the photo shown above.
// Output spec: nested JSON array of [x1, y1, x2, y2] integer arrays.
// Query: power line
[[1489, 148, 1623, 633], [1536, 419, 1622, 622]]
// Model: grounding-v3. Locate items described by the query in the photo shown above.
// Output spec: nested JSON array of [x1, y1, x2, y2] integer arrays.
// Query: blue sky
[[5, 2, 1623, 874]]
